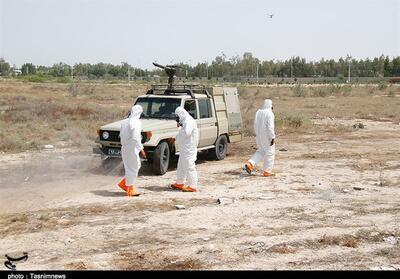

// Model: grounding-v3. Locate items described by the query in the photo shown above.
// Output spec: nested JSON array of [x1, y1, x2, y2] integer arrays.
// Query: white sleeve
[[254, 110, 259, 135], [266, 113, 275, 139], [133, 125, 143, 151], [183, 119, 194, 136]]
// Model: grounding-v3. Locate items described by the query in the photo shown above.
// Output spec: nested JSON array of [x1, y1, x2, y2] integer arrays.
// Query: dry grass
[[239, 86, 400, 136], [64, 261, 91, 270], [114, 251, 206, 270], [303, 229, 400, 250], [0, 81, 145, 152], [296, 151, 363, 160], [292, 186, 316, 193], [1, 81, 400, 153], [0, 198, 214, 238], [375, 247, 400, 259], [267, 244, 298, 254]]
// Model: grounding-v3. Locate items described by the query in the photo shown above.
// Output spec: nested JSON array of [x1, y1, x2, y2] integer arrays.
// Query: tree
[[392, 57, 400, 76], [50, 62, 71, 77], [0, 58, 10, 76], [21, 63, 36, 75], [383, 56, 392, 77]]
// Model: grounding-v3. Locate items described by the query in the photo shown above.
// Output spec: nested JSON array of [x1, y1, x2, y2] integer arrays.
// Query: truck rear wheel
[[152, 141, 170, 175], [209, 135, 228, 160]]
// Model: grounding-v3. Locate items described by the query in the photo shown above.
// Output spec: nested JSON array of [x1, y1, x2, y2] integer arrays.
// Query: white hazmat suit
[[120, 105, 143, 186], [248, 99, 275, 173], [175, 107, 199, 189]]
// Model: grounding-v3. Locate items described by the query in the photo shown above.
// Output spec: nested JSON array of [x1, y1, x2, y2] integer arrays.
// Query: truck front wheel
[[209, 135, 228, 160], [152, 141, 170, 175]]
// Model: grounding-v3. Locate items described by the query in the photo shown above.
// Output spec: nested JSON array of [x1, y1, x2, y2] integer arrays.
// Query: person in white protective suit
[[244, 99, 276, 177], [117, 105, 146, 196], [170, 106, 199, 192]]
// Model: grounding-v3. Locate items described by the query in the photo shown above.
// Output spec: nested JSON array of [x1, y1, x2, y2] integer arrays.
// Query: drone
[[267, 13, 274, 18]]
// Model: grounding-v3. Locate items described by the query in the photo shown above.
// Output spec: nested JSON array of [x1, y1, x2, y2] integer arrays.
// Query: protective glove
[[167, 138, 176, 145], [176, 116, 182, 127]]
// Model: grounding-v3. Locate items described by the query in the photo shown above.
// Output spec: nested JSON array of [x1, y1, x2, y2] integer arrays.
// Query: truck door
[[198, 98, 218, 147], [183, 99, 201, 147]]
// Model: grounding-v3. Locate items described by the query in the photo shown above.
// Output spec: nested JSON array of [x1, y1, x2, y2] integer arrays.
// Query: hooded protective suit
[[120, 105, 143, 186], [175, 107, 199, 188], [249, 99, 275, 172]]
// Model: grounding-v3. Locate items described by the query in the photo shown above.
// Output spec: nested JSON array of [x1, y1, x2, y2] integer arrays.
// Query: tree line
[[1, 53, 399, 80]]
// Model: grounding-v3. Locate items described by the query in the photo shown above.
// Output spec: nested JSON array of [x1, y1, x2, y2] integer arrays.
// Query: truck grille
[[100, 130, 148, 144]]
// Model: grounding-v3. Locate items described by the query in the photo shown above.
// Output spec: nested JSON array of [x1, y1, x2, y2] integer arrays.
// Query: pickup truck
[[93, 84, 243, 175]]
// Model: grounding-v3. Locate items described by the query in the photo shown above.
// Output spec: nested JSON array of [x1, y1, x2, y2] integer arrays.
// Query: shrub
[[313, 87, 329, 97], [378, 81, 388, 91], [292, 84, 306, 97], [277, 114, 311, 128], [342, 85, 352, 96], [56, 76, 72, 83], [368, 88, 376, 96], [17, 74, 50, 83], [327, 84, 341, 95], [337, 74, 345, 83], [68, 83, 78, 97]]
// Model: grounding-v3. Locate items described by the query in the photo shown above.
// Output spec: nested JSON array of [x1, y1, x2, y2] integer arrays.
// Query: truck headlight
[[102, 131, 109, 140]]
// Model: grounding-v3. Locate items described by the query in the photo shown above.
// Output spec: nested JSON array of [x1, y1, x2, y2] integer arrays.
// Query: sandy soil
[[0, 119, 399, 270]]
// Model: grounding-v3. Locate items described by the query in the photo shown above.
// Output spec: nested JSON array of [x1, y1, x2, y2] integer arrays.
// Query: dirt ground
[[1, 117, 399, 270]]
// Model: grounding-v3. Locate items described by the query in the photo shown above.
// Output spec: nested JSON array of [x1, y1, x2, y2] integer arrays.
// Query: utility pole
[[205, 62, 209, 80], [348, 62, 351, 83], [256, 63, 259, 83], [290, 57, 293, 79], [128, 67, 131, 82], [186, 60, 191, 81], [347, 54, 352, 83]]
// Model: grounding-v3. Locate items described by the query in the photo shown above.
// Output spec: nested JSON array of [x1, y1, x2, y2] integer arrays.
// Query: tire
[[209, 135, 228, 160], [152, 141, 170, 175]]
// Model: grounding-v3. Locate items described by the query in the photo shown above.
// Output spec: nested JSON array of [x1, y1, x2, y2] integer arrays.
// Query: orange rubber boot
[[182, 186, 197, 192], [127, 186, 140, 197], [118, 178, 128, 192], [170, 183, 185, 190], [245, 162, 255, 175], [263, 171, 276, 177]]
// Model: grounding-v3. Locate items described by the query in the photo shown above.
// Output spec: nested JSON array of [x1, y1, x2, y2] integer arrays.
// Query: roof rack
[[146, 84, 211, 98], [149, 63, 211, 98]]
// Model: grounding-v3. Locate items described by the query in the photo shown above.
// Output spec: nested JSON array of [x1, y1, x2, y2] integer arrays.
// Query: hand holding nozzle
[[167, 138, 176, 145], [140, 149, 147, 159], [176, 116, 182, 127]]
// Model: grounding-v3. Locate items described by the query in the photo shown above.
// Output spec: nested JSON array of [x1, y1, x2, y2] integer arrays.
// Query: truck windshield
[[135, 97, 181, 119]]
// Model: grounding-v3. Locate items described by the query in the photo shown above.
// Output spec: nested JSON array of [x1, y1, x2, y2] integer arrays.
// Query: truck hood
[[101, 118, 177, 132]]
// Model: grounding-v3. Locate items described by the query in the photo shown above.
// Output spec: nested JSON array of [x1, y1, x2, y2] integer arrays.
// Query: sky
[[0, 0, 399, 69]]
